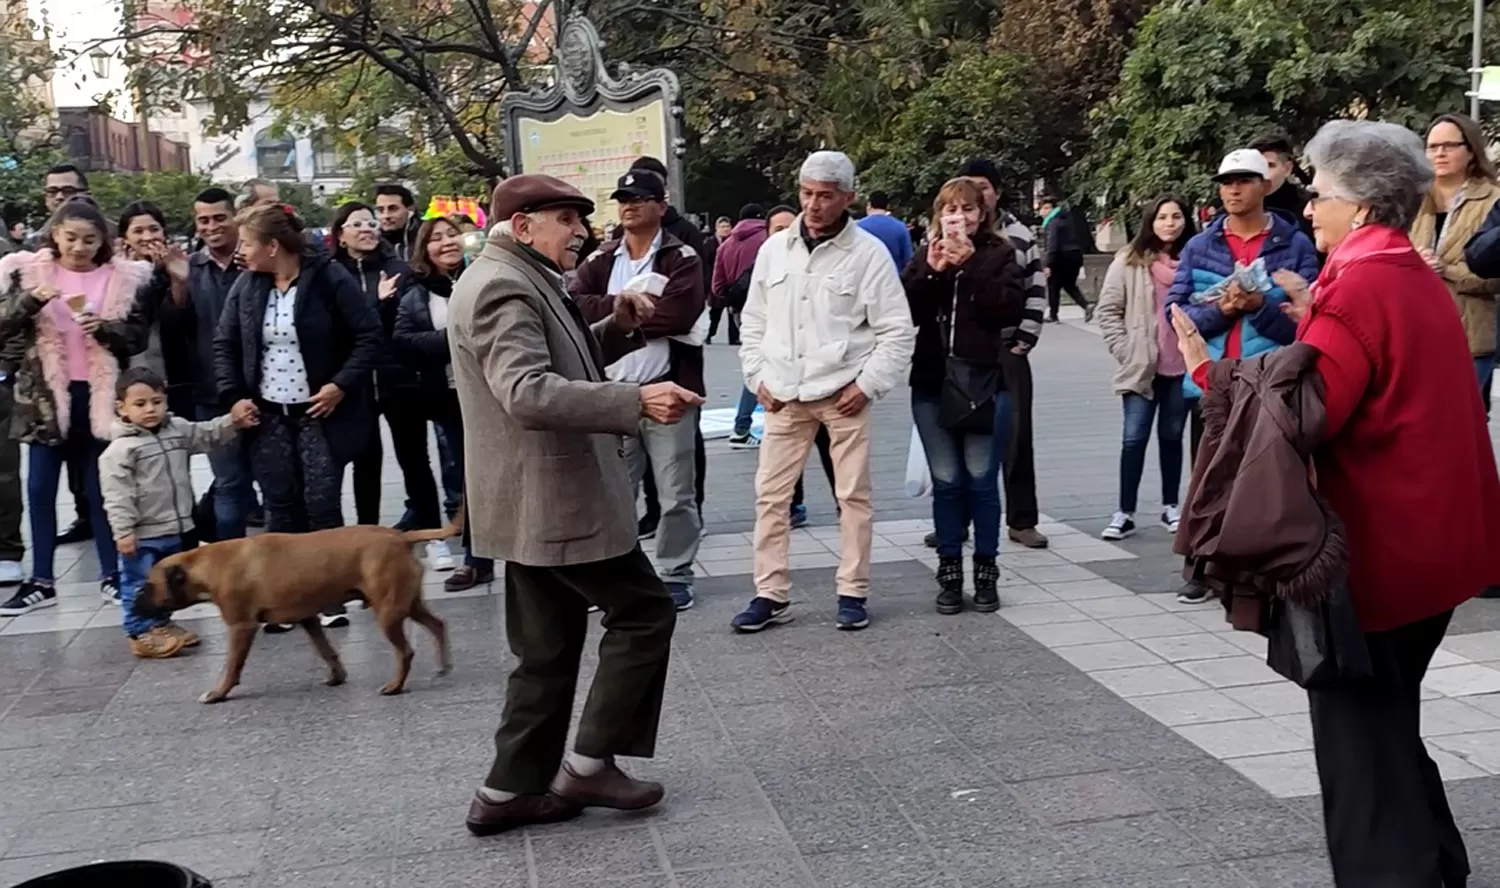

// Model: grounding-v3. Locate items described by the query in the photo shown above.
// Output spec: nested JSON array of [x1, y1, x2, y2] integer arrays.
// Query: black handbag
[[1265, 584, 1373, 689], [936, 283, 1000, 433]]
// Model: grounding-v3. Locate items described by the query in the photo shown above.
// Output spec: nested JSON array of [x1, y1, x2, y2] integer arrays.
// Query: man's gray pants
[[626, 405, 702, 583]]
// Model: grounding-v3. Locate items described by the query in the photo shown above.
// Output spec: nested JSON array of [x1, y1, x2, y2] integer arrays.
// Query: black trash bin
[[12, 860, 210, 888]]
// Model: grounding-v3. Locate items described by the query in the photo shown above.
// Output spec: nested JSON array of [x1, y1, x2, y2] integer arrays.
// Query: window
[[312, 131, 353, 177], [254, 129, 297, 179]]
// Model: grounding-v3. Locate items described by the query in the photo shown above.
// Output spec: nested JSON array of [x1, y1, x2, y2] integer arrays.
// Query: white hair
[[800, 151, 856, 192], [492, 219, 514, 238], [1304, 120, 1433, 230]]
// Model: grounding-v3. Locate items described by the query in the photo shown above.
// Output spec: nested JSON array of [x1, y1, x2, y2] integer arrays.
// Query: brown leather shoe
[[464, 791, 581, 836], [1008, 527, 1049, 549], [445, 565, 494, 593], [551, 758, 664, 811]]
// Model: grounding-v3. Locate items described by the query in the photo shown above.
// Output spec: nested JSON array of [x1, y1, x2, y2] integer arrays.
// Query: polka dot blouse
[[260, 285, 312, 405]]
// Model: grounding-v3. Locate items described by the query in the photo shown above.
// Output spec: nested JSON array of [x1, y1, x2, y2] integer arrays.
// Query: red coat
[[1299, 226, 1500, 631]]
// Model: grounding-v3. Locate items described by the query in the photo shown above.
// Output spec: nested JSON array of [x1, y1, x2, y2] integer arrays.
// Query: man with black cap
[[571, 170, 708, 612], [946, 157, 1049, 550], [452, 173, 702, 834]]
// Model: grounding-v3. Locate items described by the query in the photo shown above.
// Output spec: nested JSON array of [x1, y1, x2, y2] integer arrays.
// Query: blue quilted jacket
[[1167, 214, 1320, 397]]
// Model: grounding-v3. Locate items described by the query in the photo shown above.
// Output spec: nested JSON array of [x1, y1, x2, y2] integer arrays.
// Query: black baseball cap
[[611, 171, 666, 203]]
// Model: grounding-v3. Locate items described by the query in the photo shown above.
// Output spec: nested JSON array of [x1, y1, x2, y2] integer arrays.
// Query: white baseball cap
[[1214, 149, 1270, 182]]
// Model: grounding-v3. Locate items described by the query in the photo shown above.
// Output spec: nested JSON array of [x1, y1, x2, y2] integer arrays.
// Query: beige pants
[[752, 396, 873, 602]]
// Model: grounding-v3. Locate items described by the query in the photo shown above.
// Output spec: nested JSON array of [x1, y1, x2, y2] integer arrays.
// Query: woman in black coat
[[392, 216, 494, 592], [214, 203, 382, 627], [331, 202, 445, 548]]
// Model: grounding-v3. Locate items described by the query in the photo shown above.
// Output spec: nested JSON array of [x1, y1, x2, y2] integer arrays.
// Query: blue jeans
[[27, 382, 116, 582], [1476, 354, 1494, 413], [912, 389, 1010, 558], [433, 423, 463, 516], [119, 534, 183, 636], [435, 418, 494, 573], [197, 403, 254, 540], [1119, 374, 1188, 515], [733, 386, 759, 437]]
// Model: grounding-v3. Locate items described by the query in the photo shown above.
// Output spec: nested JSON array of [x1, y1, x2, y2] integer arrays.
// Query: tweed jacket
[[448, 234, 646, 567]]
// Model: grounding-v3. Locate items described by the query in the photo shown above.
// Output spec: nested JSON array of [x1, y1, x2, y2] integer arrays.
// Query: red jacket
[[1296, 227, 1500, 631]]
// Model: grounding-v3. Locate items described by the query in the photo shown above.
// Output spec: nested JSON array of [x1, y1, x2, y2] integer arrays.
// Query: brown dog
[[134, 521, 457, 704]]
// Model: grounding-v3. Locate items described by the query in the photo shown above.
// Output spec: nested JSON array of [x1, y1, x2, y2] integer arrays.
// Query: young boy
[[99, 368, 259, 658]]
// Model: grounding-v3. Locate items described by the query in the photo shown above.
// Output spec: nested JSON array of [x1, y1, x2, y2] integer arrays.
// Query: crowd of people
[[0, 166, 488, 658], [1, 114, 1498, 882]]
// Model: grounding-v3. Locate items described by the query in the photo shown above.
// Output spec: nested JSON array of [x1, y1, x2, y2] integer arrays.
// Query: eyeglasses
[[1426, 141, 1469, 154], [343, 220, 380, 230], [43, 186, 86, 198]]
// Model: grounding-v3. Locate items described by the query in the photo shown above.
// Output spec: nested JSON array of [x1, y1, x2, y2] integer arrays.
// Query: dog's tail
[[402, 500, 465, 546]]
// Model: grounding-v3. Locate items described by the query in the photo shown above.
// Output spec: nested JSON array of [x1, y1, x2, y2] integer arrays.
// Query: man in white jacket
[[732, 152, 916, 633]]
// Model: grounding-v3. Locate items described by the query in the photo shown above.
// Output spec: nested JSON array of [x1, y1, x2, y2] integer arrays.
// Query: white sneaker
[[425, 540, 456, 572], [1101, 511, 1136, 540], [0, 561, 22, 586], [1162, 505, 1182, 534]]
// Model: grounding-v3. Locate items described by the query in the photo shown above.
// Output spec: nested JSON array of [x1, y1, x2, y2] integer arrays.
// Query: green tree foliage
[[1082, 0, 1477, 217], [0, 9, 63, 225], [87, 171, 213, 235], [859, 52, 1042, 216]]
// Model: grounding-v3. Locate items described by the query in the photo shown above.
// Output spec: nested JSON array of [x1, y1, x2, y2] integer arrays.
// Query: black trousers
[[0, 385, 23, 562], [1047, 253, 1090, 316], [249, 410, 343, 533], [1310, 609, 1469, 887], [792, 424, 836, 508], [487, 546, 676, 794], [352, 397, 441, 528], [708, 305, 739, 344], [998, 349, 1039, 530], [642, 427, 706, 519]]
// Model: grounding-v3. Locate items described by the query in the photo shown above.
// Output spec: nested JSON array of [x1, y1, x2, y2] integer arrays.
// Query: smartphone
[[941, 215, 967, 240]]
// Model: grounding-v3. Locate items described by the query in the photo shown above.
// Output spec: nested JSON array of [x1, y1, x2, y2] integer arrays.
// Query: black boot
[[935, 556, 964, 615], [972, 556, 1000, 612]]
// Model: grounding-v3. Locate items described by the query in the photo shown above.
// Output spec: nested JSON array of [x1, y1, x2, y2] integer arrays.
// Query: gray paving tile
[[930, 826, 1094, 886], [801, 847, 961, 888], [8, 804, 165, 857], [675, 858, 815, 888], [772, 800, 918, 858], [1231, 850, 1333, 888], [1068, 862, 1254, 887], [257, 814, 402, 873], [660, 815, 796, 867], [1052, 813, 1216, 875], [131, 830, 266, 880], [1122, 762, 1273, 812], [1171, 799, 1323, 860], [1010, 772, 1159, 825], [528, 825, 661, 882], [0, 848, 135, 885]]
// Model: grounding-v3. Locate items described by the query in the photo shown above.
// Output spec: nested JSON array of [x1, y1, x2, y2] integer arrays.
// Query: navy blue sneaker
[[836, 596, 869, 631], [668, 583, 695, 611], [731, 597, 793, 633], [789, 504, 808, 529]]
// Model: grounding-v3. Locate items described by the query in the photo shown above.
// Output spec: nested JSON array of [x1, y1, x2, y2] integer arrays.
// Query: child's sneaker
[[130, 627, 186, 659], [162, 623, 200, 648]]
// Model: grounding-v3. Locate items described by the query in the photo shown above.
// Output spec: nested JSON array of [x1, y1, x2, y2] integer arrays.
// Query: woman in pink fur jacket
[[0, 200, 148, 615]]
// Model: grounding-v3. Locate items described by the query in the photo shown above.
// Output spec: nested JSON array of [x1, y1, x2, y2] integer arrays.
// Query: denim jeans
[[119, 534, 184, 636], [28, 382, 116, 582], [1119, 374, 1188, 515], [196, 403, 254, 540], [911, 389, 1010, 559], [434, 418, 494, 573], [433, 422, 463, 516], [732, 386, 759, 437], [1476, 354, 1494, 414]]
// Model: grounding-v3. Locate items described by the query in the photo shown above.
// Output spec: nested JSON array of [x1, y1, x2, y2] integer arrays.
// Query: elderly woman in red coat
[[1171, 119, 1500, 888]]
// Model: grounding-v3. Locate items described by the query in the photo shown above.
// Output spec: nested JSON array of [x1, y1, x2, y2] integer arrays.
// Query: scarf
[[1149, 252, 1179, 289], [1302, 224, 1414, 335], [1042, 206, 1063, 230]]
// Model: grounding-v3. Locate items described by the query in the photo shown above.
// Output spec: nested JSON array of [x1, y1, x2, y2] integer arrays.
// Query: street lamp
[[88, 48, 110, 79]]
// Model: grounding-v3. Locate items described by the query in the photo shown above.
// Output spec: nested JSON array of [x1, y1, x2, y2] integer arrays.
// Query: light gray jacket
[[449, 234, 646, 567], [98, 415, 238, 541], [1095, 250, 1163, 399]]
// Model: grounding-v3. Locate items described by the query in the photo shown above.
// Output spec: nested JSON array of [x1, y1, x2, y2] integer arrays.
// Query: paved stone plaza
[[0, 309, 1497, 887]]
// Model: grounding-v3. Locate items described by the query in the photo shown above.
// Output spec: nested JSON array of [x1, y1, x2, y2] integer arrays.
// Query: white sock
[[565, 751, 607, 776], [478, 787, 517, 803]]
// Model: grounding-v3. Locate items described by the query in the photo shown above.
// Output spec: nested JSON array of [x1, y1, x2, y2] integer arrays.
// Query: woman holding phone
[[0, 200, 150, 614], [902, 178, 1028, 615]]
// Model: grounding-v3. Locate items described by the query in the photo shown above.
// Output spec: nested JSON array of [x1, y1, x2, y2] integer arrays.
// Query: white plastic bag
[[905, 425, 932, 498]]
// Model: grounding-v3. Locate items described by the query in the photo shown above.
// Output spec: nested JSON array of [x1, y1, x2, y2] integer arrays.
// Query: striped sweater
[[1000, 211, 1046, 347]]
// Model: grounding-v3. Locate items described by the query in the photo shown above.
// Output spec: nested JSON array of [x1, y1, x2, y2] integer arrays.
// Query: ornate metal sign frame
[[501, 14, 686, 204]]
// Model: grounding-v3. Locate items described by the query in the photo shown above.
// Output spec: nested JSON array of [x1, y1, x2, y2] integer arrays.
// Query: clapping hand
[[377, 270, 401, 301], [163, 245, 190, 283], [1169, 305, 1210, 375], [640, 381, 704, 424], [1271, 269, 1312, 324], [612, 291, 656, 332]]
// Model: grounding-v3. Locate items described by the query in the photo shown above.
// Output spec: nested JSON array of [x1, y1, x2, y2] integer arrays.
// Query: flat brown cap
[[489, 174, 595, 222]]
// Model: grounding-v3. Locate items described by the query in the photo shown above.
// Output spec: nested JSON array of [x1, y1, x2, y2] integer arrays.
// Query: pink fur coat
[[0, 249, 151, 443]]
